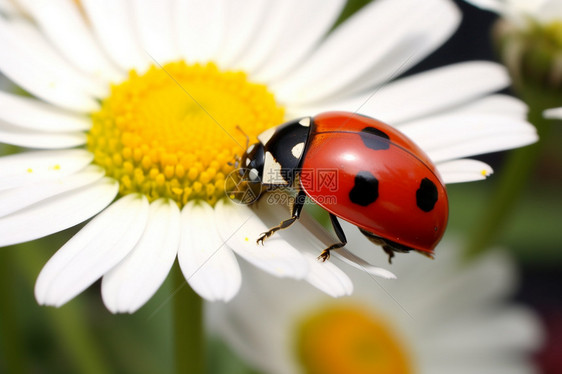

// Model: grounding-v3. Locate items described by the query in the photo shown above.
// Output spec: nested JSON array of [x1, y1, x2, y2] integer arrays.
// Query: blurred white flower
[[209, 225, 544, 374], [544, 107, 562, 119], [465, 0, 562, 26], [465, 0, 562, 96], [0, 0, 537, 313]]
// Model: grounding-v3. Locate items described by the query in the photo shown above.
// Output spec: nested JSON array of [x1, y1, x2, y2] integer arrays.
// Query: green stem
[[173, 262, 204, 374], [11, 243, 111, 374], [464, 103, 552, 260], [0, 250, 27, 373]]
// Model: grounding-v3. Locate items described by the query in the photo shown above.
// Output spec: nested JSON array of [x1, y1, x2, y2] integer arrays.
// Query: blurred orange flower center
[[295, 303, 412, 374]]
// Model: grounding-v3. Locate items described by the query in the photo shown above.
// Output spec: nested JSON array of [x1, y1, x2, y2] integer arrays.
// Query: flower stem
[[0, 250, 27, 373], [464, 100, 552, 260], [172, 262, 204, 374]]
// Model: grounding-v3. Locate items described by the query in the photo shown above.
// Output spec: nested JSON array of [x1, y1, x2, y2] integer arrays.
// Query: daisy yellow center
[[295, 304, 412, 374], [87, 62, 284, 206]]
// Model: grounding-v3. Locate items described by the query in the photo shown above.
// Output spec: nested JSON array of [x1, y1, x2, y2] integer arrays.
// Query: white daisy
[[208, 226, 543, 374], [0, 0, 537, 313]]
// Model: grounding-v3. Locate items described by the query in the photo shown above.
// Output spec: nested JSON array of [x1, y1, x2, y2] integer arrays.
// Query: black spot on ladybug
[[358, 127, 390, 150], [349, 171, 379, 206], [416, 178, 438, 212]]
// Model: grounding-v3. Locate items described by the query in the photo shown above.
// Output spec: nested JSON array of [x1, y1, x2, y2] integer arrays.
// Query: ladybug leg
[[257, 190, 306, 245], [317, 214, 347, 262], [359, 229, 412, 264], [382, 246, 396, 264]]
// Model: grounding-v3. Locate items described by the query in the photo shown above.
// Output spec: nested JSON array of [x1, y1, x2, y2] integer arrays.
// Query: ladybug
[[239, 111, 449, 263]]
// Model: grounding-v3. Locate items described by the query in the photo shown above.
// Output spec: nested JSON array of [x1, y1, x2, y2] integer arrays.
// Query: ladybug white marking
[[257, 128, 276, 145], [291, 142, 305, 159], [299, 117, 311, 127], [263, 151, 288, 185], [247, 144, 255, 153]]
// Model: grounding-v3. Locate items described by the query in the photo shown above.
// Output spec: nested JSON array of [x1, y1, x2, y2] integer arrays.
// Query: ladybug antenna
[[236, 125, 250, 150], [227, 125, 249, 168]]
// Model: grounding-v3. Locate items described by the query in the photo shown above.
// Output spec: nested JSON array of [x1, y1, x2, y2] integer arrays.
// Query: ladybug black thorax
[[258, 117, 312, 186]]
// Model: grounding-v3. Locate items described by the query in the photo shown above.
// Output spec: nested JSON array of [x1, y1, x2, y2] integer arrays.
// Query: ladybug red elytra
[[239, 111, 449, 263]]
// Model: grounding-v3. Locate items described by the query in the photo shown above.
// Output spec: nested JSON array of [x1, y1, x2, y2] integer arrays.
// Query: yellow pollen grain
[[296, 304, 412, 374], [87, 61, 284, 207]]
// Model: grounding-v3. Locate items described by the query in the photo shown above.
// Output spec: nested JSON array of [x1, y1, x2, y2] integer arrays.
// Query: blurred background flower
[[209, 226, 543, 374], [465, 0, 562, 95], [464, 0, 562, 27]]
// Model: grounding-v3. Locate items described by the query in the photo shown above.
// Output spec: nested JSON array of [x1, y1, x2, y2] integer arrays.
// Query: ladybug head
[[239, 142, 265, 184]]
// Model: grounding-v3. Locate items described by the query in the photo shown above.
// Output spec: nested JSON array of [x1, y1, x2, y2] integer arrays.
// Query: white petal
[[231, 0, 318, 75], [451, 94, 528, 119], [407, 250, 519, 324], [179, 201, 241, 302], [0, 120, 86, 148], [252, 0, 345, 82], [463, 0, 504, 14], [226, 0, 287, 72], [401, 113, 538, 162], [131, 0, 179, 65], [544, 107, 562, 119], [173, 0, 225, 64], [1, 18, 108, 98], [214, 200, 308, 279], [0, 92, 91, 132], [0, 177, 118, 247], [303, 253, 353, 297], [423, 361, 538, 374], [0, 149, 93, 191], [81, 0, 150, 72], [297, 212, 396, 280], [20, 0, 122, 82], [35, 193, 149, 307], [272, 0, 460, 105], [102, 198, 180, 313], [213, 0, 268, 69], [437, 159, 493, 184], [323, 0, 461, 100], [248, 195, 358, 297], [0, 18, 102, 112], [293, 62, 511, 125], [333, 247, 397, 279], [0, 165, 104, 217], [427, 307, 542, 355]]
